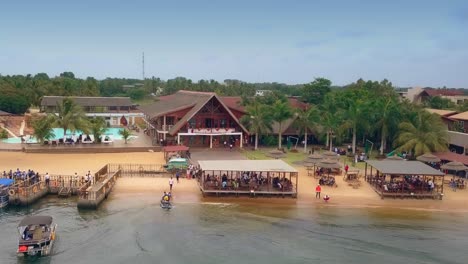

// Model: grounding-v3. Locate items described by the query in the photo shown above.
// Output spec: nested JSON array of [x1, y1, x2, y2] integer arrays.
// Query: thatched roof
[[41, 96, 133, 107]]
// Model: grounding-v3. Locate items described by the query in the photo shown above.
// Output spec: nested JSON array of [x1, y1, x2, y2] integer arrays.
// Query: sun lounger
[[101, 135, 113, 144], [82, 135, 95, 144]]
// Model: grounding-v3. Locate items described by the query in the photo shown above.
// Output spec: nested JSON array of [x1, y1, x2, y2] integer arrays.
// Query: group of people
[[374, 175, 436, 193], [314, 184, 330, 202], [449, 178, 465, 191], [204, 171, 292, 192], [2, 169, 40, 185]]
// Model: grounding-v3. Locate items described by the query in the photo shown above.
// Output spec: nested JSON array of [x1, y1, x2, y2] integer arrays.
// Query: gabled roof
[[199, 160, 297, 173], [421, 88, 464, 97], [41, 96, 133, 107], [425, 108, 458, 117], [449, 111, 468, 121], [433, 152, 468, 166], [141, 90, 249, 135]]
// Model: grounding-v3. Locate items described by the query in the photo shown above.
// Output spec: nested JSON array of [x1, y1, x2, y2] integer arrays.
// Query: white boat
[[17, 216, 57, 257]]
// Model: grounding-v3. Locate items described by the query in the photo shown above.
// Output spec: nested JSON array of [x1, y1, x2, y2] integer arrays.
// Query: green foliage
[[395, 110, 448, 156], [119, 128, 132, 144], [54, 98, 90, 136], [424, 96, 456, 109], [0, 129, 8, 139], [89, 117, 107, 143], [0, 89, 30, 114], [127, 88, 146, 100], [301, 78, 331, 105], [240, 98, 273, 149], [262, 135, 277, 146], [32, 115, 56, 144], [271, 100, 293, 148]]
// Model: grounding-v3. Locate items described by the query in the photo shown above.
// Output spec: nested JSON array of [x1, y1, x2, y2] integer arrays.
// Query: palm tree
[[54, 98, 89, 137], [395, 110, 448, 156], [240, 99, 273, 150], [119, 128, 132, 144], [293, 107, 320, 153], [341, 92, 370, 155], [89, 117, 107, 143], [271, 100, 292, 149], [320, 93, 343, 151], [373, 96, 400, 155], [32, 115, 56, 144]]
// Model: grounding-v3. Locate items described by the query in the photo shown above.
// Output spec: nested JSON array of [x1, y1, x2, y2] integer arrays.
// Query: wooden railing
[[108, 163, 166, 177]]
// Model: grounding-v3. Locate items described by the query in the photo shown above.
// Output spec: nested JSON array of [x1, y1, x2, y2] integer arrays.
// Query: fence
[[108, 163, 167, 177]]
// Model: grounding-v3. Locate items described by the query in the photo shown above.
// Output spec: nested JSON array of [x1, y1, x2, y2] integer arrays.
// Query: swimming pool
[[1, 128, 129, 144]]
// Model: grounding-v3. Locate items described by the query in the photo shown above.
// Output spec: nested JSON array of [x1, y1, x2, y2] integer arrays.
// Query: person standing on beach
[[315, 184, 321, 199], [176, 171, 180, 183], [344, 164, 349, 175], [169, 177, 174, 191]]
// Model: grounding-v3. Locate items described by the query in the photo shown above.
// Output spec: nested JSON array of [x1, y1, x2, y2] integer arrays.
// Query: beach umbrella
[[385, 155, 403, 160], [440, 162, 468, 172], [317, 159, 341, 169], [307, 153, 323, 161], [416, 153, 441, 163], [266, 149, 286, 159], [322, 151, 339, 160]]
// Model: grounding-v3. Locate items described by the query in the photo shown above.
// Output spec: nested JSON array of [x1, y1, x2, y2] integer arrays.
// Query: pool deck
[[0, 130, 160, 153]]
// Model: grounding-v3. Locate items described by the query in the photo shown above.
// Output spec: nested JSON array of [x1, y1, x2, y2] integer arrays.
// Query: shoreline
[[1, 151, 467, 213]]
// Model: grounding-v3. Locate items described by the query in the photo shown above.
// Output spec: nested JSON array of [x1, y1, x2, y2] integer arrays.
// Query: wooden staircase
[[58, 187, 71, 198]]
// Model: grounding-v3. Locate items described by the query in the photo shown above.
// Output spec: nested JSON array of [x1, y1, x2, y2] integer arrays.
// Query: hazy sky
[[1, 0, 467, 87]]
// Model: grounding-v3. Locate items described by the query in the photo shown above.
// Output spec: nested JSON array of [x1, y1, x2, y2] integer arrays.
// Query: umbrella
[[385, 155, 403, 160], [440, 162, 468, 171], [266, 149, 285, 159], [322, 151, 339, 160], [416, 153, 441, 163], [307, 153, 323, 161]]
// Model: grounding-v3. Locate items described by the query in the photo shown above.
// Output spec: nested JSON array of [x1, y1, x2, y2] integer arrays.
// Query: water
[[0, 194, 467, 264], [2, 128, 129, 144]]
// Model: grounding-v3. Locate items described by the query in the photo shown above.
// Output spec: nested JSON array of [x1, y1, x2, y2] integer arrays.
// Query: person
[[323, 194, 330, 202], [175, 171, 180, 183], [428, 179, 434, 192], [22, 227, 31, 240], [315, 184, 321, 199], [162, 191, 170, 202], [229, 143, 233, 151], [224, 140, 227, 148], [344, 164, 349, 175], [74, 172, 79, 187], [45, 173, 50, 186], [169, 177, 174, 191]]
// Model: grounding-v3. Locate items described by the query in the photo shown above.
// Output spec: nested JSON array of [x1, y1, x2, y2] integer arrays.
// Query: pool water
[[1, 128, 129, 144]]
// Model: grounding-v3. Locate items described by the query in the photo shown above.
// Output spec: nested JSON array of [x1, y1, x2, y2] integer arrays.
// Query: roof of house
[[425, 108, 458, 117], [449, 111, 468, 121], [0, 110, 13, 116], [433, 152, 468, 166], [41, 96, 133, 107], [141, 90, 248, 135], [365, 160, 445, 176], [198, 160, 297, 173], [422, 88, 464, 97], [163, 145, 190, 152]]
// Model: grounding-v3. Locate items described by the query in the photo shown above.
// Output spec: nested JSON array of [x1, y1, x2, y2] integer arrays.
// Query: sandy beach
[[1, 151, 467, 212]]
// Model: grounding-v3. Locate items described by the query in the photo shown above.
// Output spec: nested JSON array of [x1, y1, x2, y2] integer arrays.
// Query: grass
[[241, 147, 309, 165]]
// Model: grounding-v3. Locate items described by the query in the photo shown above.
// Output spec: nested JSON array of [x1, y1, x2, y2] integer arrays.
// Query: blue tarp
[[0, 178, 14, 186]]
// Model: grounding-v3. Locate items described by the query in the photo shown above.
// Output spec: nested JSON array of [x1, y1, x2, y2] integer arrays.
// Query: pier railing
[[108, 163, 167, 177]]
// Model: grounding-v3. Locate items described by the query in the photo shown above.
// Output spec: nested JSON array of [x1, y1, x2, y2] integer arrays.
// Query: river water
[[1, 192, 467, 264]]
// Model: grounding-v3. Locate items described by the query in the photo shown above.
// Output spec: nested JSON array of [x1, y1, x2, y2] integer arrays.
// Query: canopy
[[321, 151, 339, 160], [366, 160, 444, 176], [317, 159, 341, 169], [0, 178, 14, 186], [440, 161, 468, 171], [385, 155, 403, 160], [199, 160, 297, 173], [416, 153, 441, 163], [18, 216, 53, 227]]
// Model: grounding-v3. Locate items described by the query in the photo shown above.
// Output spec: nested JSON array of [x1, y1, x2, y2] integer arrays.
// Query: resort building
[[40, 96, 143, 126], [140, 90, 309, 148], [414, 88, 468, 105]]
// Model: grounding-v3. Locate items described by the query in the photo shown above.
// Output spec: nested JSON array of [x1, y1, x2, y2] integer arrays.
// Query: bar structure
[[198, 160, 298, 197], [365, 160, 445, 199]]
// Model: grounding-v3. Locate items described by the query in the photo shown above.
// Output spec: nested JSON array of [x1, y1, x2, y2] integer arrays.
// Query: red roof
[[433, 152, 468, 165], [423, 88, 464, 96], [163, 145, 190, 152]]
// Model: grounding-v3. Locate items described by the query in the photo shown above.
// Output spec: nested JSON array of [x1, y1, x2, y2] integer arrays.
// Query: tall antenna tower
[[142, 52, 145, 80]]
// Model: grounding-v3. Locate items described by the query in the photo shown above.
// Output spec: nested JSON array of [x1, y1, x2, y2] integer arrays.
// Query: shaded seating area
[[163, 145, 190, 161], [198, 160, 298, 197], [365, 160, 445, 199]]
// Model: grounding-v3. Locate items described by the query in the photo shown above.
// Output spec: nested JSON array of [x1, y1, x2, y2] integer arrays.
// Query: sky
[[1, 0, 468, 87]]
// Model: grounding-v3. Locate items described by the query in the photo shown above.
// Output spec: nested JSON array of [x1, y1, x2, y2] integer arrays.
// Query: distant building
[[40, 96, 143, 126], [415, 88, 468, 105], [255, 90, 272, 97]]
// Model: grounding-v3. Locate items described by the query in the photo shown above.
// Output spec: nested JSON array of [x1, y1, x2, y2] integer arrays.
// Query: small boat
[[17, 215, 57, 257], [0, 178, 14, 209], [160, 200, 172, 210]]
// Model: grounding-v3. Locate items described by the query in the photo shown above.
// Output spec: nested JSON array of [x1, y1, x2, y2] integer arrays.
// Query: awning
[[163, 145, 190, 152]]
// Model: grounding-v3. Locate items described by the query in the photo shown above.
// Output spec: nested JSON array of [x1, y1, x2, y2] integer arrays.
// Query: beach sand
[[1, 152, 467, 212]]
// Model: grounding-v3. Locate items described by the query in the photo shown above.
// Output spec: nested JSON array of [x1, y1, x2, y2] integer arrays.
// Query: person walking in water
[[315, 184, 321, 199], [169, 177, 174, 191]]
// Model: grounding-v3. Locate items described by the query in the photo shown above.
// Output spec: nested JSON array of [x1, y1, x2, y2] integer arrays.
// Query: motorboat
[[17, 215, 57, 257], [0, 178, 14, 209]]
